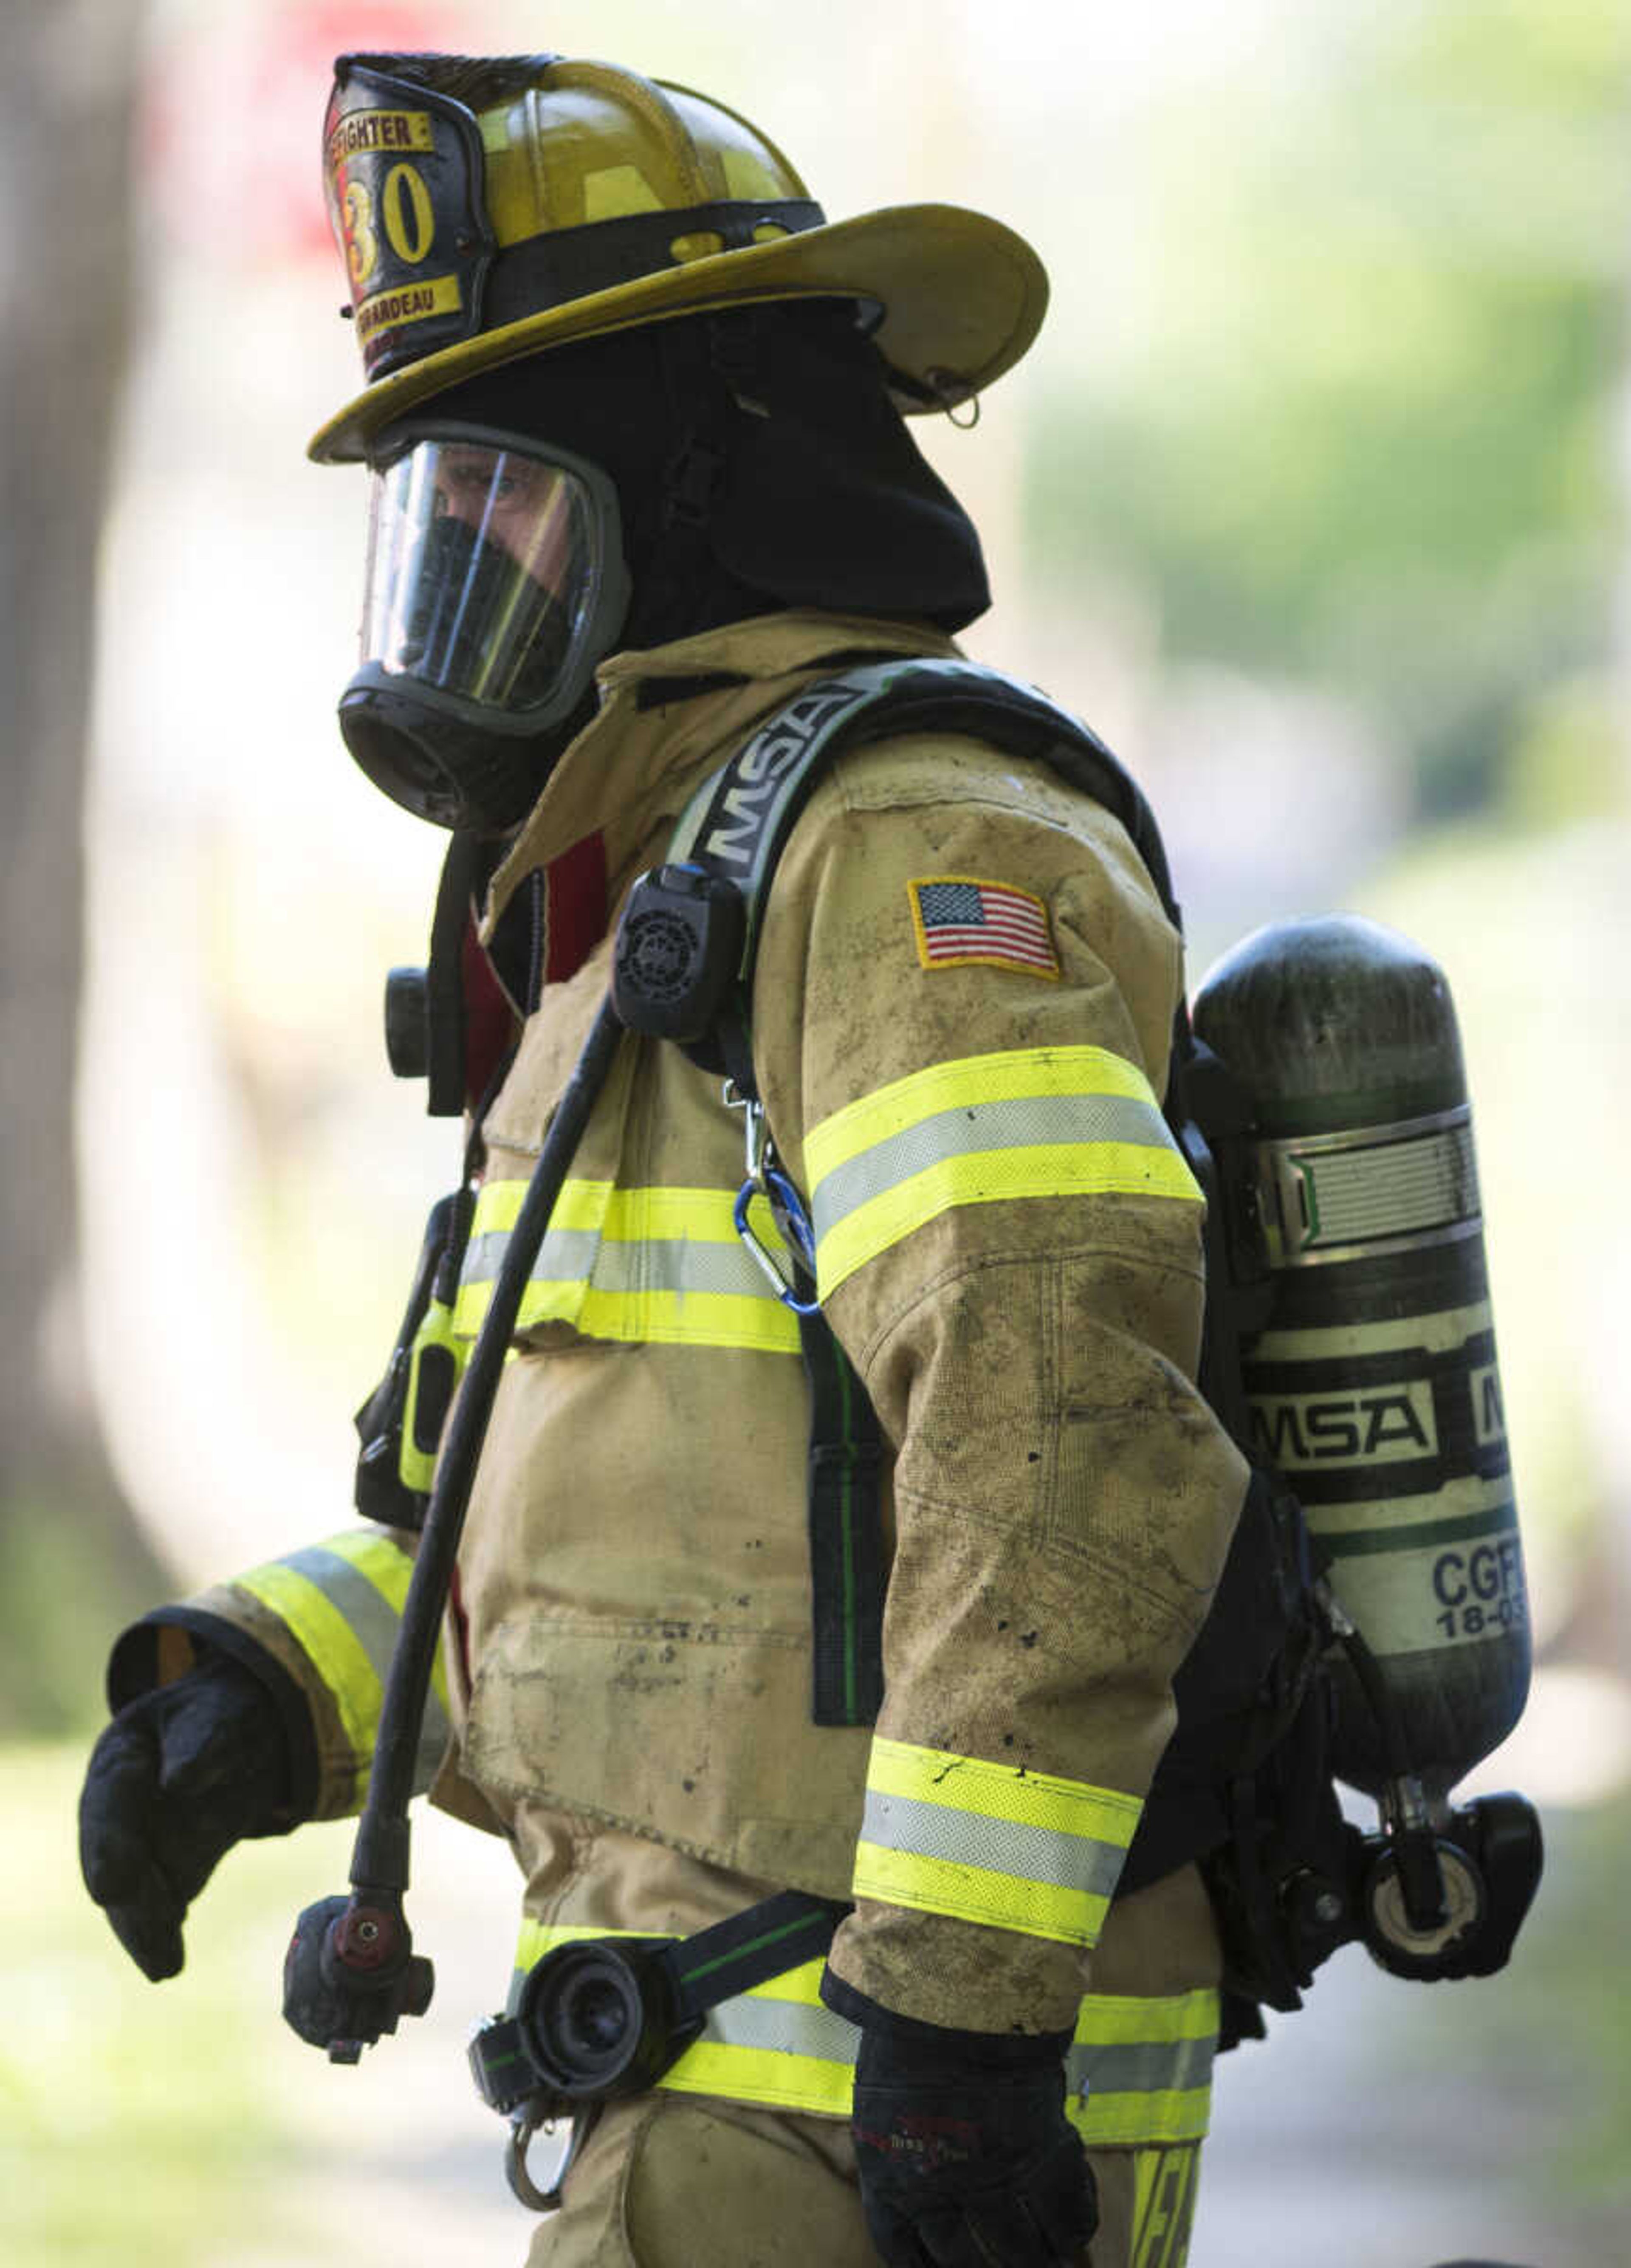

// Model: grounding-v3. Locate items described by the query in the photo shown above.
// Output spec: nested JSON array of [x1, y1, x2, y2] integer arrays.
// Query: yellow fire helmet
[[312, 51, 1048, 465]]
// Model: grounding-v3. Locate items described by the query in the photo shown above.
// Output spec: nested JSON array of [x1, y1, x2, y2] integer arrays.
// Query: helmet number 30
[[342, 163, 435, 292]]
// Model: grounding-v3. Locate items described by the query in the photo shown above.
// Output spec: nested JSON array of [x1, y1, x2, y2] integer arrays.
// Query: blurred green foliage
[[2, 1743, 520, 2268], [0, 1492, 170, 1740], [1031, 0, 1631, 821], [0, 1745, 307, 2267], [1510, 1795, 1631, 2210], [1400, 1792, 1631, 2232]]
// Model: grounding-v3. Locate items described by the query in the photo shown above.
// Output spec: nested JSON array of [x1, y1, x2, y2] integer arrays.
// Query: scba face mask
[[339, 425, 632, 832]]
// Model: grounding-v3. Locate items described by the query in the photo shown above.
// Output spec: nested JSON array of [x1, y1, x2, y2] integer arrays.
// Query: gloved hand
[[79, 1651, 299, 1980], [849, 2016, 1097, 2267]]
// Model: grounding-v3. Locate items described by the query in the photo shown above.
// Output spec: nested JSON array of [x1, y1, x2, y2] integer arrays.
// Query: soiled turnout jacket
[[117, 609, 1247, 2148]]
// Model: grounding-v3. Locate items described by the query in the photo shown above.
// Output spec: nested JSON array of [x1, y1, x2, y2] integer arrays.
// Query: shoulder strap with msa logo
[[613, 658, 1346, 2024], [613, 657, 1177, 1091]]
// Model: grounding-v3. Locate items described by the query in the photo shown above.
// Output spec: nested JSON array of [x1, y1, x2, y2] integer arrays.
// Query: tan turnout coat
[[167, 608, 1246, 2079]]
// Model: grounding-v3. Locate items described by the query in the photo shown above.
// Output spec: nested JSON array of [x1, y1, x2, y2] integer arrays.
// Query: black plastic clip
[[613, 863, 745, 1047]]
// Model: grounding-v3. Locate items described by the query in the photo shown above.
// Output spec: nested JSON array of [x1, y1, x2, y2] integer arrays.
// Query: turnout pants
[[526, 2091, 1201, 2267], [510, 1828, 1212, 2268]]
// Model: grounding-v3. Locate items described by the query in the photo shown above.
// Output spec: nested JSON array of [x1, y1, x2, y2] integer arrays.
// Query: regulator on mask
[[338, 424, 632, 834]]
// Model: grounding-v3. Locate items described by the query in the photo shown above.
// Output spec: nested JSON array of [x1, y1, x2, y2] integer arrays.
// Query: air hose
[[283, 994, 627, 2061]]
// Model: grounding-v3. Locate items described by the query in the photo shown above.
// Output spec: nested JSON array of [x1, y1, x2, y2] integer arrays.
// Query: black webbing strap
[[471, 1889, 850, 2120], [798, 1310, 887, 1727], [425, 832, 481, 1117], [484, 200, 827, 330], [655, 1889, 850, 2023], [642, 659, 1181, 1739]]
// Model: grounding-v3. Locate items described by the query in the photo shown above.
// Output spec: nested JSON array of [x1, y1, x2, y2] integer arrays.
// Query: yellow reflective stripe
[[233, 1529, 446, 1808], [660, 2040, 856, 2117], [234, 1560, 381, 1802], [398, 1298, 465, 1492], [804, 1047, 1161, 1180], [742, 1955, 827, 2008], [601, 1187, 753, 1241], [321, 1526, 449, 1720], [818, 1142, 1200, 1297], [852, 1840, 1110, 1945], [854, 1740, 1139, 1947], [535, 1284, 800, 1351], [471, 1179, 760, 1243], [1075, 1986, 1217, 2049], [866, 1737, 1142, 1843], [1067, 1989, 1219, 2148], [1071, 2083, 1213, 2149], [511, 1920, 635, 2001], [803, 1047, 1199, 1297], [455, 1178, 801, 1353]]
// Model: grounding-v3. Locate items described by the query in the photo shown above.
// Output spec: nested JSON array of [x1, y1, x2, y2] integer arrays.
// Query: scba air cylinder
[[1192, 914, 1529, 1805]]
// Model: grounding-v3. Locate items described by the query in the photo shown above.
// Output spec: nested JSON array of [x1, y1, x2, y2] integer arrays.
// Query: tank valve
[[1357, 1794, 1542, 1983]]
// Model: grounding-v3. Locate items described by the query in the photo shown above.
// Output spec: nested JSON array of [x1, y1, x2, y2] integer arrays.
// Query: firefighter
[[79, 54, 1247, 2267]]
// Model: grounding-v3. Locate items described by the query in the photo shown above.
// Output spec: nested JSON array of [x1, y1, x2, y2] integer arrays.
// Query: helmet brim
[[309, 202, 1047, 465]]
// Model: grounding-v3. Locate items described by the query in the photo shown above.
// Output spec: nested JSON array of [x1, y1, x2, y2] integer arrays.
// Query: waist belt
[[503, 1918, 861, 2119], [486, 1913, 1222, 2142]]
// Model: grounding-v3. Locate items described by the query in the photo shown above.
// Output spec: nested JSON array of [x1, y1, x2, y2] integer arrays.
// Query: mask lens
[[361, 437, 607, 715]]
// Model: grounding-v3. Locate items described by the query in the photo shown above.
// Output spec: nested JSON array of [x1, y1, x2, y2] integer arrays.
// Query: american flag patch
[[907, 876, 1060, 979]]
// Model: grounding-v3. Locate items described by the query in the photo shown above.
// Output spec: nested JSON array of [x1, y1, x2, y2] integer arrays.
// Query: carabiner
[[506, 2102, 597, 2213], [724, 1088, 821, 1315], [734, 1175, 821, 1316]]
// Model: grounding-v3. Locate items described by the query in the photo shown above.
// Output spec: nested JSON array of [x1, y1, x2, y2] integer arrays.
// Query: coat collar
[[482, 610, 961, 938]]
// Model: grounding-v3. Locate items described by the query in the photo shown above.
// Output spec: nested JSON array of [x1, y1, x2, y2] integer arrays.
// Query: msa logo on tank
[[1246, 1300, 1525, 1660], [324, 62, 497, 379], [1253, 1378, 1437, 1467]]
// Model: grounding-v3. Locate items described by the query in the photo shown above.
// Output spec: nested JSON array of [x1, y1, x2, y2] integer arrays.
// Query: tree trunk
[[0, 0, 171, 1733]]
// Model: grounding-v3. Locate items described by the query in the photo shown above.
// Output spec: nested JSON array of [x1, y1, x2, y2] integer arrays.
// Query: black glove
[[79, 1651, 299, 1980], [846, 2011, 1097, 2268]]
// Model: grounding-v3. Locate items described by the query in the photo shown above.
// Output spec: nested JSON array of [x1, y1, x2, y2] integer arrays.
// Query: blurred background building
[[2, 0, 1627, 2261]]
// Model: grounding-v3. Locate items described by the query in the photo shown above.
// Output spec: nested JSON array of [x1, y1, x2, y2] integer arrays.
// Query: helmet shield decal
[[325, 62, 497, 381]]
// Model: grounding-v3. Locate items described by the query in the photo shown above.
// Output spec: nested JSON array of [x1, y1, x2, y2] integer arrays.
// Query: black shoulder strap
[[615, 658, 1186, 1732], [666, 657, 1180, 1021]]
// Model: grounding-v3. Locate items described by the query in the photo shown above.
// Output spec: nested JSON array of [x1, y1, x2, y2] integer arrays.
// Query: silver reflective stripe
[[461, 1227, 783, 1302], [699, 1994, 861, 2066], [281, 1544, 449, 1785], [811, 1092, 1174, 1245], [1066, 2031, 1216, 2102], [463, 1225, 597, 1288], [861, 1788, 1128, 1899]]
